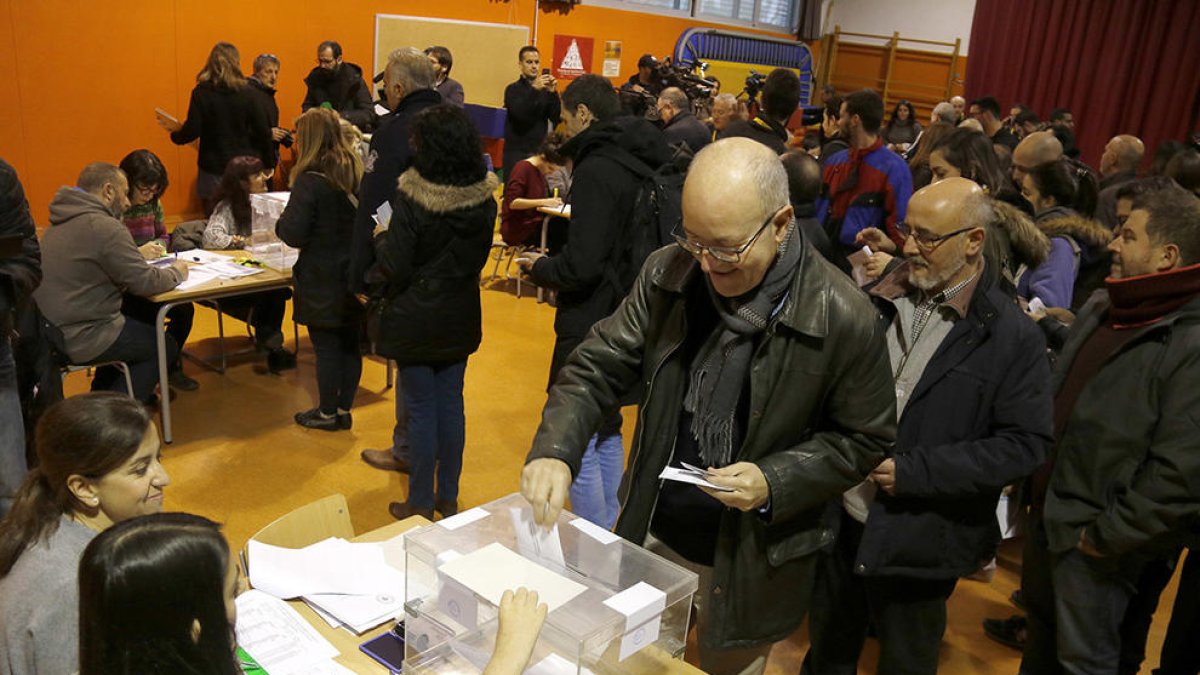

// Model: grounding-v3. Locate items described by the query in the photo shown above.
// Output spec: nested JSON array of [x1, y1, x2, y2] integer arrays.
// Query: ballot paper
[[303, 590, 404, 634], [438, 542, 587, 612], [372, 200, 393, 228], [848, 245, 874, 287], [658, 466, 735, 492], [510, 506, 566, 568], [235, 589, 340, 675], [248, 537, 405, 599], [174, 265, 222, 291]]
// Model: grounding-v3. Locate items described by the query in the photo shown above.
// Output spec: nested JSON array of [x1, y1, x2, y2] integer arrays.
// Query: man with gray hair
[[521, 137, 896, 674], [708, 92, 743, 138], [246, 53, 293, 180], [932, 101, 957, 125], [950, 95, 967, 123], [34, 163, 188, 402], [802, 179, 1052, 674], [354, 47, 440, 476], [657, 86, 710, 155]]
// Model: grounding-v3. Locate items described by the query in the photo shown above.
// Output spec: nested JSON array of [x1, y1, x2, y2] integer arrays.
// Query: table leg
[[538, 214, 551, 303], [156, 302, 173, 444]]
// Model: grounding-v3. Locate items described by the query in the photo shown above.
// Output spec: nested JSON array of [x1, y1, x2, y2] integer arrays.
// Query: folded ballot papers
[[248, 535, 407, 634]]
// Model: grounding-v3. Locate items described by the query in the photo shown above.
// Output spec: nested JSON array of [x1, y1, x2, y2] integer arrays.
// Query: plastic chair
[[243, 494, 355, 573]]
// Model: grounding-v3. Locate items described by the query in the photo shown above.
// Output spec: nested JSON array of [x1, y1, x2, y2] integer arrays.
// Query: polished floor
[[62, 278, 1180, 674]]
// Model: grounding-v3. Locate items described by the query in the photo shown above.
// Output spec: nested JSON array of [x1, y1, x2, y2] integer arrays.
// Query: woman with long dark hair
[[157, 42, 272, 210], [368, 104, 498, 520], [0, 393, 169, 675], [277, 108, 365, 430], [78, 513, 239, 675], [119, 149, 198, 391], [882, 99, 922, 153], [202, 155, 295, 373], [501, 131, 566, 247]]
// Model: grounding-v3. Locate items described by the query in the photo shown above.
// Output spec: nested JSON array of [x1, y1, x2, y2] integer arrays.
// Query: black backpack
[[594, 146, 685, 299]]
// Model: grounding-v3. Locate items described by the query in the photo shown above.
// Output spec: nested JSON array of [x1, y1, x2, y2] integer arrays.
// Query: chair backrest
[[244, 494, 354, 569]]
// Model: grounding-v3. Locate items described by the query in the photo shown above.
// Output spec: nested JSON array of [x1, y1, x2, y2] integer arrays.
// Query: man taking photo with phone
[[503, 46, 561, 179]]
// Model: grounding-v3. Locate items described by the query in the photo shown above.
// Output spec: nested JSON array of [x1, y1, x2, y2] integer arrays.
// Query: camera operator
[[619, 54, 664, 119], [657, 87, 710, 156], [722, 68, 801, 155]]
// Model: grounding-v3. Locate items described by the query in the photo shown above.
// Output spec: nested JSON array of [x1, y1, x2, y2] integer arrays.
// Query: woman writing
[[158, 42, 271, 211], [0, 393, 170, 675], [500, 132, 565, 248], [203, 155, 295, 373], [368, 105, 498, 521], [276, 108, 365, 430]]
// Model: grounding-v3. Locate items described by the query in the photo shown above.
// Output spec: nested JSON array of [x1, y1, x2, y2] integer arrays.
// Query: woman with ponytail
[[0, 392, 170, 675]]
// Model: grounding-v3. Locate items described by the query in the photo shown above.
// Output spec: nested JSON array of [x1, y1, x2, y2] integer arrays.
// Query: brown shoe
[[434, 499, 459, 518], [389, 501, 434, 521], [361, 448, 411, 473]]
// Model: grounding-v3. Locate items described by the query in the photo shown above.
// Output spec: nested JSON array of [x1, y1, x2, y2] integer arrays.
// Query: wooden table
[[148, 253, 293, 443], [291, 516, 705, 674]]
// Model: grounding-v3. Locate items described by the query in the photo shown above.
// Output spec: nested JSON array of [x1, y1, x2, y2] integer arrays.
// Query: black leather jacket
[[526, 242, 896, 648]]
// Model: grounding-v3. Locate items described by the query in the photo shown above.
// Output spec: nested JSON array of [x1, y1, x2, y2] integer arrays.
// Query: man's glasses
[[672, 207, 784, 264], [897, 221, 978, 252]]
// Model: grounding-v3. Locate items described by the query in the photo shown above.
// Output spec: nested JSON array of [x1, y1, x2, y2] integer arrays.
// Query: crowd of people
[[0, 32, 1197, 675]]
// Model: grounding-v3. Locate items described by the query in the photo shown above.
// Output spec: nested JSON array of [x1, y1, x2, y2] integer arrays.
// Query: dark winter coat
[[502, 77, 561, 175], [302, 63, 376, 131], [170, 82, 272, 176], [246, 77, 293, 169], [368, 169, 499, 365], [0, 159, 41, 336], [661, 110, 711, 156], [275, 172, 361, 328]]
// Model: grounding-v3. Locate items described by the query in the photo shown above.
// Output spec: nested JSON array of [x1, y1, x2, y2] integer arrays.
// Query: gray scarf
[[683, 221, 802, 467]]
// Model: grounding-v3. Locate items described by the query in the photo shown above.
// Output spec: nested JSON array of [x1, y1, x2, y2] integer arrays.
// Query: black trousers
[[215, 289, 290, 348], [89, 317, 179, 401], [308, 323, 363, 413], [802, 509, 958, 675], [121, 295, 194, 372]]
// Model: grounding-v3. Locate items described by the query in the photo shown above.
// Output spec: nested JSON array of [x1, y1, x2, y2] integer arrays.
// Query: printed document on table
[[234, 589, 339, 675], [438, 542, 587, 612]]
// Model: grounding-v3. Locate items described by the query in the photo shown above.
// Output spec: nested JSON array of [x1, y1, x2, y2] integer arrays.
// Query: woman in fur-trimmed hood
[[1017, 158, 1110, 309], [367, 104, 499, 521]]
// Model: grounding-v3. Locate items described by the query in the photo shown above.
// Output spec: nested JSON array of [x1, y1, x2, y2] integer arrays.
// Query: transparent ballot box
[[247, 192, 298, 270], [402, 493, 698, 674]]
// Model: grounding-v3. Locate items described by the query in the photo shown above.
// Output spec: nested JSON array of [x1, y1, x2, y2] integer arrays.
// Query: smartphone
[[360, 630, 406, 673], [541, 67, 550, 75]]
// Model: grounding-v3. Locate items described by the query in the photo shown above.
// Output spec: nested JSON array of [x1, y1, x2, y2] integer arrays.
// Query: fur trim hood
[[397, 168, 499, 215], [991, 200, 1052, 269], [1037, 207, 1111, 251]]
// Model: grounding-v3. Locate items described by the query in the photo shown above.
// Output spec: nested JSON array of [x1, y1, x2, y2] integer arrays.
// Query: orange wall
[[0, 0, 791, 225]]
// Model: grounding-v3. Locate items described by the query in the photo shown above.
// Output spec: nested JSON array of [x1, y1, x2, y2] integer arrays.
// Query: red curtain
[[965, 0, 1200, 169]]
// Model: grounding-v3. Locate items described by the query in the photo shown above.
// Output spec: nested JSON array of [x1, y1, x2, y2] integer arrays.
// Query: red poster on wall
[[553, 35, 594, 80]]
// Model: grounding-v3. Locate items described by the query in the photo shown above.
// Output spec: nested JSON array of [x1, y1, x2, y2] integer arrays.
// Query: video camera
[[653, 57, 718, 105], [742, 70, 767, 106]]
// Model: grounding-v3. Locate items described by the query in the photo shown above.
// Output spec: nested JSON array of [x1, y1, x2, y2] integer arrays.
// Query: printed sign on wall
[[602, 40, 622, 78], [553, 35, 594, 80]]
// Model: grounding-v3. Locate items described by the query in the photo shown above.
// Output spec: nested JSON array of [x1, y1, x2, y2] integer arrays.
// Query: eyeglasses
[[673, 207, 784, 264], [133, 184, 160, 197], [897, 222, 978, 252]]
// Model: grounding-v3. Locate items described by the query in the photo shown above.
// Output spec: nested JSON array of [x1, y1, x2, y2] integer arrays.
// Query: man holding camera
[[720, 68, 800, 155], [503, 46, 561, 179]]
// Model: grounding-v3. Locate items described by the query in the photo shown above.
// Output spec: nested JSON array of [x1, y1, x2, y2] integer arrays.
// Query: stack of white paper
[[235, 589, 349, 674], [248, 536, 406, 634]]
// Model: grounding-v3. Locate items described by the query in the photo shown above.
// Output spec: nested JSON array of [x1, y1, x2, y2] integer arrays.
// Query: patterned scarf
[[683, 221, 802, 467]]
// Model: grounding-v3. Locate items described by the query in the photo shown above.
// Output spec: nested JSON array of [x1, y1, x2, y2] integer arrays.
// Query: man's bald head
[[685, 138, 788, 226], [909, 177, 990, 231], [1100, 134, 1145, 177], [657, 87, 688, 123], [1013, 131, 1063, 183], [904, 177, 990, 291]]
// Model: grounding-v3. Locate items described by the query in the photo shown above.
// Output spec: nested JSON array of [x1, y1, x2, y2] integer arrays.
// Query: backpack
[[593, 146, 685, 299]]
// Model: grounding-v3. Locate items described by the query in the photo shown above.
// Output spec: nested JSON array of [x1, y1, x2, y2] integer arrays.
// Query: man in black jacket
[[503, 46, 560, 179], [802, 179, 1053, 675], [353, 48, 441, 475], [0, 159, 40, 516], [522, 138, 896, 674], [515, 74, 673, 531], [658, 87, 710, 156], [246, 54, 294, 180], [721, 68, 800, 155], [302, 40, 376, 132]]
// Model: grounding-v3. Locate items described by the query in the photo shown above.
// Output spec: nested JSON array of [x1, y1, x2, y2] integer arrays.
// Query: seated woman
[[79, 511, 547, 675], [0, 393, 170, 675], [500, 132, 565, 249], [203, 155, 296, 373], [119, 149, 199, 391], [78, 512, 239, 675], [882, 99, 922, 154]]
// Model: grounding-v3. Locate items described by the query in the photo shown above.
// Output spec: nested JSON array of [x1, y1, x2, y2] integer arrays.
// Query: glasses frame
[[673, 207, 784, 264], [898, 222, 979, 252]]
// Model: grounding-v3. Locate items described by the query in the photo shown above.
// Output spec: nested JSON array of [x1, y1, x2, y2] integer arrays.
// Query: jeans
[[217, 290, 290, 349], [569, 410, 624, 529], [1052, 548, 1143, 675], [400, 360, 467, 510], [802, 510, 958, 675], [88, 316, 179, 401], [391, 386, 409, 457], [0, 338, 26, 516], [308, 323, 363, 413], [121, 295, 194, 372]]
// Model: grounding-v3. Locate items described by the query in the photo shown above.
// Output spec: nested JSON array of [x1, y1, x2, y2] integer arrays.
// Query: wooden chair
[[242, 494, 354, 573]]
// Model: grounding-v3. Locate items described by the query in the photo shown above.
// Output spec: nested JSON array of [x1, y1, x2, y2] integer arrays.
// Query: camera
[[743, 71, 767, 106]]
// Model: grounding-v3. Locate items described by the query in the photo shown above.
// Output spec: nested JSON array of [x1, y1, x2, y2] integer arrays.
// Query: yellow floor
[[62, 278, 1179, 674]]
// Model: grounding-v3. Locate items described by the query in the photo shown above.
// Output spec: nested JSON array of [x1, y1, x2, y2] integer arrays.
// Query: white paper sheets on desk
[[234, 589, 342, 675], [248, 537, 405, 598], [170, 256, 264, 291], [438, 542, 586, 612]]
